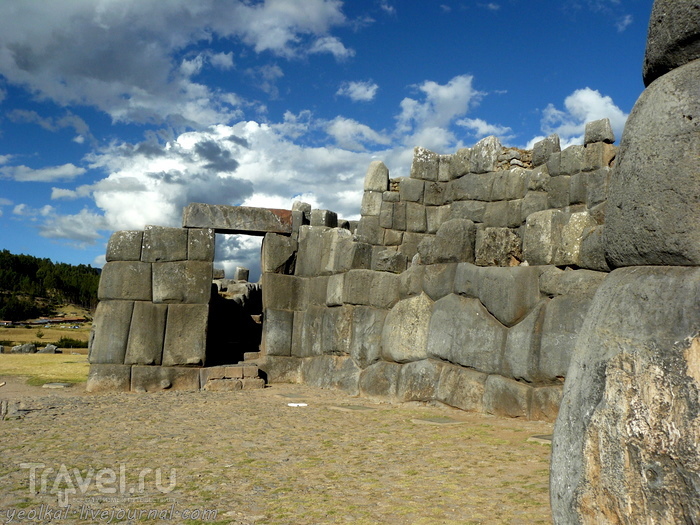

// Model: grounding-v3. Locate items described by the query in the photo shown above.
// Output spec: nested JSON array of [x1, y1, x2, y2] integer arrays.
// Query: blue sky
[[0, 0, 653, 279]]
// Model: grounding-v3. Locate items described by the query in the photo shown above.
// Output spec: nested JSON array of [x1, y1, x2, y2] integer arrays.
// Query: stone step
[[243, 351, 261, 361]]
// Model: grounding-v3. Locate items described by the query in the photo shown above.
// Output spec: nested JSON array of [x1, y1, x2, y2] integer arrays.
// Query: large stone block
[[295, 225, 329, 276], [539, 294, 593, 380], [98, 261, 152, 301], [86, 364, 131, 393], [262, 233, 297, 274], [410, 146, 439, 181], [426, 205, 451, 234], [450, 200, 487, 223], [131, 365, 201, 392], [361, 191, 383, 216], [371, 249, 408, 274], [310, 209, 338, 228], [477, 266, 541, 327], [470, 136, 501, 174], [359, 360, 401, 400], [553, 211, 598, 266], [436, 363, 488, 412], [427, 294, 507, 374], [551, 266, 700, 524], [559, 145, 584, 176], [187, 228, 216, 262], [262, 308, 293, 356], [399, 264, 424, 299], [643, 0, 700, 86], [424, 182, 449, 206], [522, 209, 567, 265], [531, 134, 560, 167], [417, 219, 476, 265], [364, 160, 389, 192], [579, 226, 610, 272], [483, 374, 532, 419], [262, 273, 304, 311], [530, 385, 562, 423], [161, 304, 209, 366], [141, 225, 188, 262], [306, 276, 329, 306], [379, 201, 394, 229], [482, 200, 510, 228], [322, 305, 353, 356], [449, 173, 494, 202], [397, 359, 444, 402], [355, 216, 384, 245], [399, 177, 425, 202], [546, 175, 571, 208], [405, 202, 427, 233], [605, 59, 700, 266], [585, 167, 611, 208], [259, 356, 301, 383], [89, 300, 134, 364], [502, 301, 546, 382], [399, 231, 429, 261], [350, 306, 387, 369], [584, 118, 615, 145], [421, 263, 457, 301], [474, 227, 522, 267], [453, 262, 480, 297], [106, 230, 143, 262], [539, 267, 607, 297], [152, 261, 212, 304], [298, 305, 325, 357], [182, 203, 292, 235], [124, 302, 167, 365], [381, 293, 433, 363], [449, 147, 472, 179], [301, 355, 360, 395], [583, 143, 616, 173]]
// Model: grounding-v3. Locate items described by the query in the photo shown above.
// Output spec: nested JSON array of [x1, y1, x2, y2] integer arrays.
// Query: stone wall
[[258, 119, 617, 423]]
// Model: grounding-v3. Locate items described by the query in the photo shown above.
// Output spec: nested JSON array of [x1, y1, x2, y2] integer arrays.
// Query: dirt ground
[[0, 376, 553, 524]]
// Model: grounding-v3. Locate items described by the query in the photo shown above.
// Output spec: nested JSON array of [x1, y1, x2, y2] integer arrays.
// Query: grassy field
[[0, 324, 91, 350], [0, 353, 89, 385]]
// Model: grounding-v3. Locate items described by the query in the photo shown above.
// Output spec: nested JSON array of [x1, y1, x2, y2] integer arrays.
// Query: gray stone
[[417, 219, 476, 265], [124, 302, 167, 365], [321, 228, 354, 275], [106, 230, 143, 262], [528, 165, 550, 191], [490, 171, 510, 200], [187, 228, 216, 262], [405, 202, 427, 233], [89, 300, 134, 364], [131, 365, 201, 392], [322, 305, 353, 356], [531, 134, 561, 167], [38, 344, 58, 354], [371, 249, 408, 274], [584, 118, 615, 145], [483, 374, 532, 419], [449, 148, 472, 179], [381, 293, 433, 363], [585, 167, 611, 208], [398, 231, 429, 261], [355, 216, 384, 245], [397, 359, 444, 402], [474, 227, 523, 267], [262, 308, 293, 356], [379, 201, 394, 229], [392, 202, 407, 231], [505, 168, 529, 199], [539, 294, 593, 380], [436, 364, 488, 412], [425, 205, 451, 234], [453, 262, 480, 297], [520, 192, 549, 224], [553, 211, 598, 266], [161, 303, 209, 366], [359, 360, 401, 400], [360, 191, 383, 216], [568, 172, 587, 205], [558, 145, 584, 176], [261, 233, 297, 274], [399, 177, 425, 202], [399, 264, 424, 299], [350, 306, 387, 369], [426, 294, 507, 374], [141, 225, 188, 262], [364, 160, 390, 192], [546, 151, 562, 177], [551, 266, 700, 524], [182, 203, 293, 235], [382, 229, 403, 247], [86, 364, 131, 393], [152, 261, 213, 304], [579, 226, 610, 272], [383, 190, 400, 202], [233, 267, 249, 281], [326, 273, 344, 306], [546, 175, 570, 208], [502, 301, 547, 382], [643, 0, 700, 86], [605, 59, 700, 266], [295, 225, 329, 276], [421, 263, 458, 301], [449, 173, 494, 201], [259, 356, 301, 383], [522, 209, 567, 265], [301, 355, 360, 395], [424, 182, 449, 206], [343, 269, 373, 305], [298, 305, 325, 357], [410, 146, 439, 181], [310, 209, 338, 228], [306, 276, 329, 306], [477, 266, 541, 327], [438, 154, 452, 182], [470, 136, 502, 174], [482, 201, 510, 228], [262, 273, 304, 311], [450, 200, 487, 223], [98, 261, 152, 301], [530, 385, 563, 423], [368, 271, 399, 309], [11, 343, 37, 354], [539, 267, 607, 297]]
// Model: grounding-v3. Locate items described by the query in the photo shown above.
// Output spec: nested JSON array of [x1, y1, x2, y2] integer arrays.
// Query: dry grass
[[0, 353, 89, 385], [0, 325, 91, 348]]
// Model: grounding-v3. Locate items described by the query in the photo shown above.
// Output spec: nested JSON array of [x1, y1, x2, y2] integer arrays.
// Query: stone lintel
[[182, 203, 293, 235]]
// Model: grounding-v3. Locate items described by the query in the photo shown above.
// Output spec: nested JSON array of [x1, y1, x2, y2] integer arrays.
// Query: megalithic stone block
[[187, 228, 216, 261], [98, 261, 152, 301], [86, 364, 132, 393], [364, 161, 390, 192], [182, 203, 293, 235], [125, 302, 167, 365], [141, 225, 188, 262], [89, 300, 134, 364], [106, 230, 143, 262], [152, 261, 213, 304], [162, 303, 209, 366], [131, 365, 201, 392]]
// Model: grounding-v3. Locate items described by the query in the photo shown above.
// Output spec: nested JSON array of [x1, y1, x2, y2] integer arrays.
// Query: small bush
[[0, 340, 13, 346], [54, 337, 88, 349]]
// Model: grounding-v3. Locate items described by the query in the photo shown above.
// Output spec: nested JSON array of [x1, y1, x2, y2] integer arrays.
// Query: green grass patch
[[0, 353, 88, 385]]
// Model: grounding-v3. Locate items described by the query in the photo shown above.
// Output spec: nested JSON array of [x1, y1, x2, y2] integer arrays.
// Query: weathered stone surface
[[381, 293, 433, 363], [322, 305, 353, 356], [359, 360, 401, 400], [131, 365, 201, 392], [436, 364, 488, 412], [326, 273, 344, 306], [449, 173, 494, 201], [584, 118, 615, 145], [364, 160, 390, 192], [355, 216, 384, 245], [438, 154, 452, 182], [643, 0, 700, 86], [530, 385, 563, 423], [605, 59, 700, 266], [310, 209, 338, 228], [426, 205, 451, 234], [301, 355, 360, 395], [182, 203, 292, 235], [450, 200, 486, 223], [483, 374, 531, 418], [298, 305, 325, 357], [106, 230, 143, 262], [568, 172, 587, 205], [551, 266, 700, 524], [11, 343, 36, 354], [379, 201, 394, 229], [553, 211, 598, 266], [399, 232, 428, 261], [579, 226, 611, 272], [583, 143, 616, 173], [424, 182, 449, 206], [371, 249, 408, 274], [482, 201, 510, 228], [503, 301, 547, 382], [559, 145, 584, 176], [152, 261, 212, 304], [349, 306, 387, 369], [262, 273, 304, 311], [383, 190, 400, 203], [421, 263, 457, 301], [470, 136, 501, 174], [539, 294, 593, 380], [449, 148, 472, 179], [410, 146, 439, 181], [259, 355, 301, 383], [453, 262, 480, 297], [203, 378, 243, 392], [306, 276, 329, 306], [124, 302, 167, 365], [98, 261, 152, 301], [141, 225, 188, 262], [546, 175, 571, 208], [397, 359, 444, 402], [427, 294, 507, 374], [38, 344, 58, 354], [161, 303, 208, 366], [392, 202, 407, 231], [522, 209, 567, 265], [418, 219, 476, 265], [86, 364, 131, 393], [539, 267, 607, 297], [585, 167, 611, 208], [546, 151, 562, 177], [477, 266, 541, 327], [361, 191, 383, 216], [474, 227, 522, 267], [405, 202, 427, 233], [399, 264, 424, 299], [262, 233, 297, 274], [89, 300, 134, 364], [399, 177, 425, 202], [262, 308, 293, 356], [187, 228, 216, 262], [532, 134, 560, 167]]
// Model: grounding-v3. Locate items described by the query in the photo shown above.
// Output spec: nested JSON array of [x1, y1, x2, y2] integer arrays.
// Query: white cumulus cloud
[[1, 163, 86, 182], [337, 80, 379, 102]]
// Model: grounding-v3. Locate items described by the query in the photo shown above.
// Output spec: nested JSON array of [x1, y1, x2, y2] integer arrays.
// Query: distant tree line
[[0, 249, 100, 321]]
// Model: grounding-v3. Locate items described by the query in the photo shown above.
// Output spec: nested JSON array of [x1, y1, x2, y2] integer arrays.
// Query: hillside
[[0, 250, 100, 322]]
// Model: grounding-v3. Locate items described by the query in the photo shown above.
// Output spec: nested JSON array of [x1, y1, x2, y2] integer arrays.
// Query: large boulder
[[380, 293, 433, 363], [604, 59, 700, 267], [550, 266, 700, 523]]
